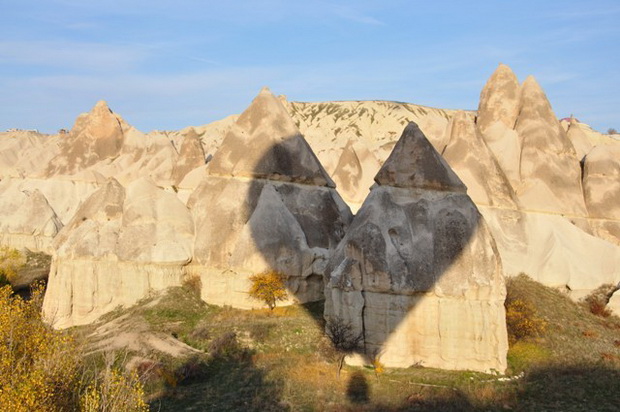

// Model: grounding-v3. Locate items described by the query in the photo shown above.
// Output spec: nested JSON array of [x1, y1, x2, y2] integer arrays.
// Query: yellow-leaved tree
[[248, 271, 288, 311]]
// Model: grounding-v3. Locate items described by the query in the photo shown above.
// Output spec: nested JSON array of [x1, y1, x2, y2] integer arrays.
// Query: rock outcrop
[[0, 181, 62, 252], [442, 111, 519, 209], [324, 123, 508, 373], [331, 139, 381, 213], [583, 144, 620, 245], [514, 76, 586, 215], [187, 87, 352, 309], [47, 101, 126, 176], [43, 177, 193, 328]]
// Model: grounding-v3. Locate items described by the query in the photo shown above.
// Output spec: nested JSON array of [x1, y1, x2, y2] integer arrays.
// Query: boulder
[[324, 122, 508, 373]]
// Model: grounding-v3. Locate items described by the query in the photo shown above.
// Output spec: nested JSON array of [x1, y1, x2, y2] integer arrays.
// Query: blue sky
[[1, 0, 619, 133]]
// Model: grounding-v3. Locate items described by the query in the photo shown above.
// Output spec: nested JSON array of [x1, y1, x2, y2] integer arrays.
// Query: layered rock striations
[[187, 88, 352, 308], [324, 123, 508, 373], [42, 177, 194, 328]]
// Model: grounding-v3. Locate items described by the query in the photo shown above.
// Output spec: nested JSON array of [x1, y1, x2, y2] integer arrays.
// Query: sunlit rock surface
[[42, 178, 194, 328]]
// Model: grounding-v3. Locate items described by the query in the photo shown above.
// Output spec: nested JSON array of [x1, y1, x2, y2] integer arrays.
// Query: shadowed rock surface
[[187, 88, 352, 309], [324, 122, 508, 373]]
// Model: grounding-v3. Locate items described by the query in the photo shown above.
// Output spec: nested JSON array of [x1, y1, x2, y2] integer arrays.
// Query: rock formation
[[0, 182, 62, 252], [42, 177, 194, 328], [514, 76, 586, 215], [47, 101, 126, 177], [324, 122, 508, 373], [583, 144, 620, 245], [331, 138, 382, 212], [187, 87, 352, 309]]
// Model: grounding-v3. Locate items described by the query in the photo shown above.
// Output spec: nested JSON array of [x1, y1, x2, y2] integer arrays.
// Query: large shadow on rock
[[245, 123, 505, 401]]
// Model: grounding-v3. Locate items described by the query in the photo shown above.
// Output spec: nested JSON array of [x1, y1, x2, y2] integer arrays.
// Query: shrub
[[0, 282, 80, 411], [248, 271, 288, 311], [0, 283, 149, 411], [181, 274, 202, 297], [0, 247, 25, 287], [582, 284, 618, 318], [505, 290, 547, 343], [80, 368, 148, 412], [325, 316, 363, 377]]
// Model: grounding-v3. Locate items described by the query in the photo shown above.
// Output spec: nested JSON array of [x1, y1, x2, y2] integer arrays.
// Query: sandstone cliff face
[[442, 111, 519, 209], [187, 88, 352, 309], [288, 100, 461, 190], [325, 123, 508, 373], [472, 65, 620, 295], [286, 64, 620, 300], [42, 178, 193, 328], [583, 144, 620, 245]]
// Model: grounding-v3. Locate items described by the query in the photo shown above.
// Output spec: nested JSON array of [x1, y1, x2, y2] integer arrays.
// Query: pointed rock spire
[[442, 111, 519, 208], [374, 122, 467, 193], [477, 63, 521, 134], [208, 87, 335, 187], [47, 101, 125, 176], [172, 132, 206, 184]]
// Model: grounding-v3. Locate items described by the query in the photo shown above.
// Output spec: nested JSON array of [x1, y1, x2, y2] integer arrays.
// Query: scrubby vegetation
[[0, 284, 148, 411], [2, 273, 619, 411], [505, 275, 548, 343], [0, 247, 25, 287], [581, 283, 618, 318]]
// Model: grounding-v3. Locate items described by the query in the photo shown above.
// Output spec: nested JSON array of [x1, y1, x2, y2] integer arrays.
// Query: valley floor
[[75, 275, 620, 412]]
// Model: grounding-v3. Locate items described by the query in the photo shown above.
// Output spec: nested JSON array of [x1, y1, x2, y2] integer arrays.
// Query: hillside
[[72, 275, 619, 411]]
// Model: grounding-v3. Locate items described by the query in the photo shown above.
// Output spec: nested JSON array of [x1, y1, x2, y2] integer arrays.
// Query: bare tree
[[325, 317, 363, 378]]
